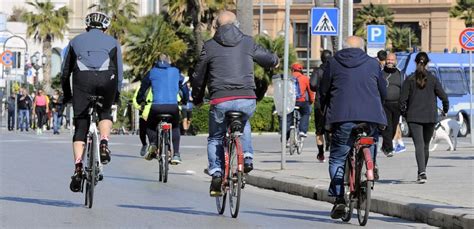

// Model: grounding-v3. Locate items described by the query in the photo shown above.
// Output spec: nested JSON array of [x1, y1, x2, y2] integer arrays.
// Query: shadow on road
[[242, 208, 337, 224], [0, 196, 82, 208], [260, 160, 314, 164], [111, 153, 142, 159], [105, 175, 157, 183], [117, 204, 217, 216], [431, 156, 474, 160]]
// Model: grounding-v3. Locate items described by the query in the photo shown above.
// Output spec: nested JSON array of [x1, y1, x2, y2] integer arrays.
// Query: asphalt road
[[0, 131, 435, 228]]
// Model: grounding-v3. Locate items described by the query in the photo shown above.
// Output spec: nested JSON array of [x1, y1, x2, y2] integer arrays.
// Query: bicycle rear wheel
[[356, 149, 372, 226], [341, 157, 354, 222], [85, 134, 96, 208], [162, 131, 170, 183], [297, 137, 304, 155], [289, 128, 296, 155], [228, 138, 242, 218]]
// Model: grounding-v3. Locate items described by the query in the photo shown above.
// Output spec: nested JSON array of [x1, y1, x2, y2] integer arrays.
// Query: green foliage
[[390, 27, 420, 52], [449, 0, 474, 27], [23, 0, 70, 42], [124, 15, 188, 80], [113, 90, 134, 129], [253, 35, 297, 101], [89, 0, 138, 44], [354, 3, 394, 42], [190, 97, 316, 134]]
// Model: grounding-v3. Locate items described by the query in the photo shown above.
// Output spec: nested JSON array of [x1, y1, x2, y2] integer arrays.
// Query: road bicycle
[[341, 123, 375, 226], [288, 106, 304, 155], [81, 96, 104, 208], [147, 114, 175, 183], [216, 111, 246, 218]]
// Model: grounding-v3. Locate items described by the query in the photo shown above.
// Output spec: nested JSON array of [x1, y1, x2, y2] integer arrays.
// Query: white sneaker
[[299, 132, 307, 138]]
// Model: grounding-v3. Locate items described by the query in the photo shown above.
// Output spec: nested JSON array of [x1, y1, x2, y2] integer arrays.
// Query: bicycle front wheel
[[341, 157, 354, 222], [228, 138, 242, 218], [356, 148, 372, 226], [216, 191, 227, 215]]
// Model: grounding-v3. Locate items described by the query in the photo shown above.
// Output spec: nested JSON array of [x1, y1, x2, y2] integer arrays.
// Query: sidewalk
[[245, 135, 474, 228]]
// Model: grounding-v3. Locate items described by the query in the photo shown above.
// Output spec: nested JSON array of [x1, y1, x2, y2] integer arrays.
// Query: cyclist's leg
[[144, 105, 159, 160], [96, 70, 118, 163], [156, 104, 181, 163], [207, 104, 227, 176], [296, 101, 311, 135]]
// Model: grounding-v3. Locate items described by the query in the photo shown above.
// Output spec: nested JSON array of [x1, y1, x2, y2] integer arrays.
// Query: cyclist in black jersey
[[61, 12, 123, 192]]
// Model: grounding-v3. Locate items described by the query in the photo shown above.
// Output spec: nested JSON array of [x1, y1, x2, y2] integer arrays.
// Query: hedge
[[191, 97, 316, 134]]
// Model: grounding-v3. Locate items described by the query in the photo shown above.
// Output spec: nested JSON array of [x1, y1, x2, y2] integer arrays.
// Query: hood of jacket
[[213, 24, 244, 47], [334, 48, 371, 68], [155, 60, 171, 69]]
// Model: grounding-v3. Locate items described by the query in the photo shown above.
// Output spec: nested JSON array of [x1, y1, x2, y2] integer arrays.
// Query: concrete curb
[[246, 170, 474, 228]]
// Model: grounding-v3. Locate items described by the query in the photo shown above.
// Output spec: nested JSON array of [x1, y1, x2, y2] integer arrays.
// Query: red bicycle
[[341, 123, 376, 226], [215, 111, 245, 218]]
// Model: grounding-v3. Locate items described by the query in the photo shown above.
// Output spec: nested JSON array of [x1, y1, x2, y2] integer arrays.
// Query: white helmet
[[85, 12, 111, 30]]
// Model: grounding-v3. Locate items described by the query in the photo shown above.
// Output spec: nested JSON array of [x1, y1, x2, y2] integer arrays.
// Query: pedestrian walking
[[380, 53, 405, 157], [51, 90, 64, 134], [400, 52, 449, 184], [6, 94, 16, 131], [17, 88, 32, 132], [310, 50, 332, 162], [32, 89, 49, 135]]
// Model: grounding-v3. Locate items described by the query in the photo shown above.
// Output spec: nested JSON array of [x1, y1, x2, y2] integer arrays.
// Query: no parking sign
[[0, 50, 14, 67]]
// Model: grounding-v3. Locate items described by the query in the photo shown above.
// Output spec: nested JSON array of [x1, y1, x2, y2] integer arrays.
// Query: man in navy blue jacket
[[319, 36, 387, 219]]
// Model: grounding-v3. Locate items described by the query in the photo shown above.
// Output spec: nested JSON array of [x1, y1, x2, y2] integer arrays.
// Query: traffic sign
[[367, 25, 386, 44], [311, 8, 339, 36], [459, 28, 474, 51], [0, 50, 14, 67]]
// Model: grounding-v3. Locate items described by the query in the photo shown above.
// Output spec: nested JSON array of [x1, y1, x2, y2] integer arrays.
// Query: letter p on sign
[[367, 25, 386, 44]]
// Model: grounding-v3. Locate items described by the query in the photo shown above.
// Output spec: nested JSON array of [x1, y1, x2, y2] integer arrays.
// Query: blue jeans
[[53, 112, 61, 132], [328, 122, 377, 198], [279, 101, 312, 140], [207, 99, 256, 176], [18, 109, 30, 131]]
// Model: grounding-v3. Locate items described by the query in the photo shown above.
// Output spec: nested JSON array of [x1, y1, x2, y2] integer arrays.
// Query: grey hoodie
[[192, 24, 278, 104]]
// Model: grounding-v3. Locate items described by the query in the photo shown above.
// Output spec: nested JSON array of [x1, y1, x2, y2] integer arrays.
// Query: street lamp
[[30, 51, 47, 89]]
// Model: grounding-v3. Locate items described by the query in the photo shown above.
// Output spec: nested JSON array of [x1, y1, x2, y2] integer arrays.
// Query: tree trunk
[[42, 37, 52, 93], [191, 0, 203, 57], [237, 0, 253, 36]]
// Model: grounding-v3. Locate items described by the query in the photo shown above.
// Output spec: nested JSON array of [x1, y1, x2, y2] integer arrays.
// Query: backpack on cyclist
[[293, 78, 303, 100]]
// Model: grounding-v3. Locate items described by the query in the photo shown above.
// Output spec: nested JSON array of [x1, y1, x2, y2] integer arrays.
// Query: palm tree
[[354, 3, 394, 41], [166, 0, 234, 56], [22, 0, 70, 92], [253, 34, 297, 101], [89, 0, 138, 44], [124, 15, 188, 81], [449, 0, 473, 28], [390, 26, 420, 52]]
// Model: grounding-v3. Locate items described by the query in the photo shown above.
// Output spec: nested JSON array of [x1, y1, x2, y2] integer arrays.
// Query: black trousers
[[139, 117, 147, 146], [8, 111, 15, 130], [381, 101, 400, 152], [35, 106, 46, 129], [147, 104, 180, 156], [408, 122, 435, 175]]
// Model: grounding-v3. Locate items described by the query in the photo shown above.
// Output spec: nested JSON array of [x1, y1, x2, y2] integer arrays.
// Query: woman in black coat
[[400, 52, 449, 184]]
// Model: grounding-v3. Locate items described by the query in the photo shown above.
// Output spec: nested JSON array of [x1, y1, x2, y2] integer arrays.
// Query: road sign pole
[[338, 0, 343, 50], [281, 0, 291, 170], [307, 10, 310, 75], [470, 51, 473, 145]]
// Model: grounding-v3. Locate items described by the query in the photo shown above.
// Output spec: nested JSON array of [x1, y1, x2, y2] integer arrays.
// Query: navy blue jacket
[[319, 48, 387, 126], [137, 61, 180, 105]]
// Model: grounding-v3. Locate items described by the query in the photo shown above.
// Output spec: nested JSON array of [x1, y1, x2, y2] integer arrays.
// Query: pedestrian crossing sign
[[311, 8, 339, 36]]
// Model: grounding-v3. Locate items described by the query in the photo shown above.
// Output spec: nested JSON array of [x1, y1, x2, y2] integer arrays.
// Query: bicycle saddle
[[225, 111, 243, 119], [157, 114, 173, 121], [351, 123, 371, 137], [294, 106, 300, 110], [88, 96, 104, 102]]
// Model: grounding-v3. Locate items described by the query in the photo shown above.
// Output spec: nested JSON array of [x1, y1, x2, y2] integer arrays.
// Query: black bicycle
[[155, 114, 174, 183], [216, 111, 246, 218], [82, 96, 103, 208]]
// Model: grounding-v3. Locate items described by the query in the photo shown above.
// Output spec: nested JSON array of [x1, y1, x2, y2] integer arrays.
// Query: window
[[148, 0, 156, 14], [294, 23, 308, 48], [438, 67, 469, 95], [297, 51, 307, 59], [396, 55, 409, 74]]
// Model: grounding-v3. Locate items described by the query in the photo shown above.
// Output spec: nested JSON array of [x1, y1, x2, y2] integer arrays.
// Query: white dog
[[430, 112, 464, 151]]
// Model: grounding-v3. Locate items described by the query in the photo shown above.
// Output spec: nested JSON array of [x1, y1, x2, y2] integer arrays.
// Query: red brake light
[[359, 137, 374, 145]]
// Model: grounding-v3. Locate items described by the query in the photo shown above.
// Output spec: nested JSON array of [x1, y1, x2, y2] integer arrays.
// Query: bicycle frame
[[157, 121, 173, 159], [347, 136, 375, 193], [223, 128, 244, 187]]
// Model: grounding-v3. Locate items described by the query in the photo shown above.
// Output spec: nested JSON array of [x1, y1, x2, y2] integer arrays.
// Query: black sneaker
[[100, 141, 111, 164], [69, 169, 83, 192], [244, 157, 253, 173], [417, 172, 427, 184], [330, 198, 346, 219], [210, 172, 222, 197]]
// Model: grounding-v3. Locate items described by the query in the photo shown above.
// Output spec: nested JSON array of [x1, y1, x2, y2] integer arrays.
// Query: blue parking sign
[[311, 8, 339, 36], [367, 25, 386, 44]]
